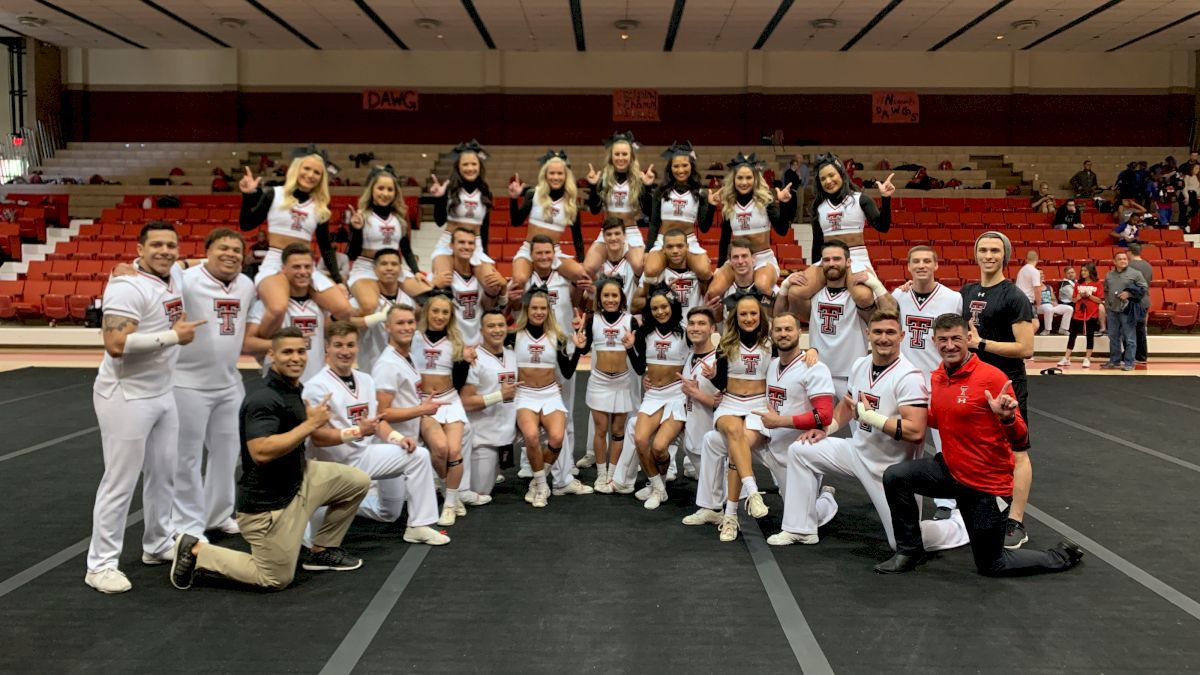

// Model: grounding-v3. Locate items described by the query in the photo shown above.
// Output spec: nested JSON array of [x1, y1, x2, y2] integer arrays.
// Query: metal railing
[[1, 116, 64, 184]]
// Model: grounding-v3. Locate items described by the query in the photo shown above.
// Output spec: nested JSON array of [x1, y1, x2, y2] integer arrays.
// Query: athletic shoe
[[746, 492, 769, 519], [495, 474, 506, 484], [454, 500, 467, 517], [682, 455, 698, 479], [635, 484, 653, 501], [718, 515, 740, 542], [609, 479, 634, 495], [403, 526, 450, 546], [437, 503, 457, 527], [524, 483, 537, 504], [170, 534, 199, 590], [208, 518, 239, 535], [141, 547, 174, 566], [1081, 358, 1091, 369], [1099, 362, 1120, 370], [532, 485, 550, 508], [681, 508, 722, 526], [644, 487, 668, 510], [1004, 519, 1028, 549], [1056, 329, 1069, 335], [571, 466, 580, 477], [85, 567, 131, 594], [1055, 538, 1085, 568], [1056, 358, 1070, 368], [517, 467, 533, 479], [1121, 364, 1134, 371], [552, 479, 594, 496], [1037, 330, 1050, 336], [594, 476, 613, 494], [460, 493, 493, 507], [932, 506, 954, 521], [576, 455, 596, 469], [302, 547, 362, 572], [665, 468, 677, 483], [767, 531, 819, 546]]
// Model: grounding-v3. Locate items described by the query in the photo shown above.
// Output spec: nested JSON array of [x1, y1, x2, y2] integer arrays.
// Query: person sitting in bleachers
[[1111, 212, 1143, 247], [1030, 182, 1056, 214], [1036, 281, 1073, 336], [1053, 200, 1083, 230], [1069, 161, 1101, 199]]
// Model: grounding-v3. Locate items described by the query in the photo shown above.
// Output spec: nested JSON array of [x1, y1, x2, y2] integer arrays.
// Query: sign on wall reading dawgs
[[363, 89, 419, 112], [613, 89, 659, 122], [871, 91, 919, 124]]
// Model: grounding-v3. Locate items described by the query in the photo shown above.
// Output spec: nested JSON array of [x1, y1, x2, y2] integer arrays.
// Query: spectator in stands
[[1014, 251, 1042, 333], [1115, 162, 1140, 203], [1069, 161, 1101, 199], [1153, 184, 1176, 229], [1058, 264, 1103, 369], [1183, 162, 1200, 233], [1127, 243, 1153, 365], [1030, 182, 1057, 214], [1036, 280, 1072, 336], [1101, 251, 1147, 371], [1111, 212, 1143, 247], [1053, 200, 1083, 230]]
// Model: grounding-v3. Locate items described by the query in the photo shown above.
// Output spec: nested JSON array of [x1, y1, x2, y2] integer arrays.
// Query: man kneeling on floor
[[169, 327, 371, 591], [875, 313, 1084, 576]]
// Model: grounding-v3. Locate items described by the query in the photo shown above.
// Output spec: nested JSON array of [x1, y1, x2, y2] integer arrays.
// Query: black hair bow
[[660, 141, 696, 161], [538, 149, 570, 166], [728, 152, 761, 170], [365, 164, 398, 183], [722, 285, 766, 311], [521, 283, 551, 306], [450, 139, 488, 161], [603, 131, 639, 150]]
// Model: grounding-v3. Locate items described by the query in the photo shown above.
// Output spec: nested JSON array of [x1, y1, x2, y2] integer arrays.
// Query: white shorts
[[255, 247, 335, 293], [638, 380, 688, 424], [514, 240, 573, 268], [515, 382, 568, 416], [428, 388, 468, 425], [585, 368, 636, 413], [753, 248, 780, 274], [348, 256, 413, 288], [650, 231, 707, 257], [714, 392, 769, 436], [849, 245, 874, 274], [431, 230, 495, 266], [592, 225, 646, 250]]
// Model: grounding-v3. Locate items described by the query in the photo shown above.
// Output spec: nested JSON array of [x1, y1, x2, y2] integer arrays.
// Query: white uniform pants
[[171, 383, 243, 538], [696, 429, 786, 507], [783, 437, 967, 551], [88, 389, 178, 571], [309, 444, 439, 542]]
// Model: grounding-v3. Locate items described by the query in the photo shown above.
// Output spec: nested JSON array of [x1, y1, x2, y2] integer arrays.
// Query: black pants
[[1066, 317, 1099, 351], [1135, 317, 1148, 362], [882, 455, 1073, 576]]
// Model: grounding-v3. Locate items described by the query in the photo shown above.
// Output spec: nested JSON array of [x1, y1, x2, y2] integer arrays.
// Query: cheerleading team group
[[83, 134, 1084, 596]]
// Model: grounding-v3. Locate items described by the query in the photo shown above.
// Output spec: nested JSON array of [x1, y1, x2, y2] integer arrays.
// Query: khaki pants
[[196, 459, 370, 590]]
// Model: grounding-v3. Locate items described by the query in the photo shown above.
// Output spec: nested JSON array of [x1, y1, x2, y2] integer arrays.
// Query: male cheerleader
[[461, 308, 520, 496], [353, 247, 412, 374], [246, 243, 326, 384], [435, 227, 502, 346]]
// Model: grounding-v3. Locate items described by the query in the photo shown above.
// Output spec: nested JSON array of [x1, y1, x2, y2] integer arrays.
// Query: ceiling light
[[1011, 19, 1039, 31], [810, 18, 838, 30], [620, 33, 630, 40], [415, 18, 442, 30], [218, 17, 246, 29], [17, 16, 47, 28], [996, 35, 1004, 40]]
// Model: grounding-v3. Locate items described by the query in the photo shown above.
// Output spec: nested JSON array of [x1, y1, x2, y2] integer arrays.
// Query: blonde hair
[[417, 294, 465, 361], [515, 291, 564, 350], [601, 141, 642, 215], [719, 164, 773, 218], [280, 154, 332, 222], [356, 170, 408, 224], [535, 158, 578, 224], [719, 295, 770, 362]]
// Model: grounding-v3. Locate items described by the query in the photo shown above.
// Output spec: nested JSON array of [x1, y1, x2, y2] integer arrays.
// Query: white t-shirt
[[248, 297, 325, 383], [808, 286, 867, 382], [371, 345, 423, 438], [1015, 264, 1041, 304], [766, 356, 835, 454], [891, 283, 963, 376], [847, 354, 928, 472], [176, 265, 256, 390], [95, 265, 185, 400], [302, 366, 378, 464]]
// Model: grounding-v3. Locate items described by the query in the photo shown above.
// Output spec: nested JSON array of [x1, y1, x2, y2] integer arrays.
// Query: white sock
[[724, 500, 739, 517], [649, 474, 665, 491], [533, 469, 548, 488], [597, 464, 609, 481], [741, 476, 759, 496], [445, 488, 458, 508]]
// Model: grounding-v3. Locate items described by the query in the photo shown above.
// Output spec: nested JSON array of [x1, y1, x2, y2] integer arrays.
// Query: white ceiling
[[0, 0, 1196, 52]]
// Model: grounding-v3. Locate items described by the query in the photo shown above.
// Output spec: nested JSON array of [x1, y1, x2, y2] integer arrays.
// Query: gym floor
[[0, 366, 1197, 673]]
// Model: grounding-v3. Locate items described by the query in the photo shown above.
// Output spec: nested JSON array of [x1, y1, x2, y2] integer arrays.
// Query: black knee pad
[[447, 458, 463, 468], [611, 434, 625, 442]]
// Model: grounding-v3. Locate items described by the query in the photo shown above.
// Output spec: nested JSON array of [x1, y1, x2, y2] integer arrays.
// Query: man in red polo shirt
[[874, 313, 1084, 576]]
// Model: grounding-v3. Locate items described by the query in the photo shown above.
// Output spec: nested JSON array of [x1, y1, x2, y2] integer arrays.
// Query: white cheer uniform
[[662, 265, 702, 317], [353, 292, 410, 375], [451, 270, 484, 346], [651, 189, 707, 255], [584, 312, 636, 413], [466, 347, 518, 495], [88, 264, 185, 573], [808, 286, 867, 400], [523, 272, 578, 487], [370, 345, 432, 520], [348, 211, 407, 287], [253, 186, 335, 293], [249, 296, 325, 383], [591, 178, 646, 249], [817, 193, 875, 273], [303, 367, 437, 527], [172, 266, 256, 539], [410, 331, 469, 425], [515, 194, 576, 265], [780, 354, 968, 551], [431, 188, 494, 266], [892, 283, 962, 451], [512, 328, 578, 490]]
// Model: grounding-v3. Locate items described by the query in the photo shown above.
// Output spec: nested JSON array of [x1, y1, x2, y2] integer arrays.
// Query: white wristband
[[340, 426, 362, 441], [364, 310, 388, 327], [863, 273, 887, 299], [123, 329, 180, 354], [856, 402, 889, 430], [825, 419, 839, 435], [388, 431, 406, 445], [779, 279, 792, 295], [483, 391, 504, 407]]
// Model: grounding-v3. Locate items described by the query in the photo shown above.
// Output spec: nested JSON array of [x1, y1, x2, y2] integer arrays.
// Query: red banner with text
[[871, 91, 919, 123], [363, 89, 419, 112], [612, 89, 659, 122]]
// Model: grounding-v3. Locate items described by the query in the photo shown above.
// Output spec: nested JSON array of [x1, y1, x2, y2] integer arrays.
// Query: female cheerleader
[[701, 290, 773, 541], [347, 164, 431, 317], [411, 291, 477, 527], [573, 277, 637, 493], [427, 140, 505, 295], [239, 146, 354, 337], [704, 153, 793, 305], [643, 141, 715, 287], [511, 288, 583, 508], [583, 132, 654, 277], [508, 150, 589, 290], [623, 285, 690, 509], [781, 153, 895, 312]]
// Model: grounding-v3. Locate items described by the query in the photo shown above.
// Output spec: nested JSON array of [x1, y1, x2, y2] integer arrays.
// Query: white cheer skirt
[[637, 379, 688, 423], [514, 382, 568, 415], [585, 368, 635, 413]]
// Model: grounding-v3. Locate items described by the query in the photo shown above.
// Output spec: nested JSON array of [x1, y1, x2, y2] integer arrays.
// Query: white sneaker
[[1056, 358, 1070, 368], [495, 474, 506, 484], [518, 467, 533, 479], [437, 503, 456, 527], [141, 548, 174, 566], [212, 518, 240, 535], [635, 484, 653, 501], [552, 479, 594, 496], [644, 487, 668, 510], [1056, 329, 1070, 335], [683, 463, 698, 480], [746, 492, 769, 519], [571, 466, 580, 477], [460, 493, 493, 507], [767, 531, 819, 546], [532, 485, 550, 508], [576, 455, 596, 469], [1082, 358, 1091, 369], [403, 526, 450, 546], [454, 501, 467, 516], [609, 480, 634, 494], [718, 515, 740, 542], [594, 478, 614, 494], [524, 483, 537, 504], [682, 508, 722, 526], [85, 568, 131, 594], [665, 469, 677, 483]]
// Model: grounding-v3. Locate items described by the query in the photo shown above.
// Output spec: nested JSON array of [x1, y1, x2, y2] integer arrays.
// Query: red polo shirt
[[928, 354, 1030, 496]]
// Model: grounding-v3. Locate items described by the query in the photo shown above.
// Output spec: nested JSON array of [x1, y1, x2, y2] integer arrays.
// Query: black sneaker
[[1004, 519, 1028, 550], [932, 506, 953, 521], [170, 534, 200, 590], [1055, 538, 1085, 568], [302, 547, 363, 572]]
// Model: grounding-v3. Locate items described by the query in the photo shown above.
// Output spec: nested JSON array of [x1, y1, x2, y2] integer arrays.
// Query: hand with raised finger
[[586, 163, 600, 186], [967, 320, 982, 350], [640, 164, 656, 186], [621, 330, 635, 349], [574, 329, 588, 349], [307, 393, 333, 428], [428, 175, 447, 198], [700, 359, 716, 380], [240, 167, 262, 194], [775, 184, 794, 203], [878, 172, 896, 198], [706, 186, 723, 206], [985, 380, 1018, 421], [751, 408, 785, 429], [350, 211, 365, 229], [508, 174, 526, 198], [172, 312, 208, 346]]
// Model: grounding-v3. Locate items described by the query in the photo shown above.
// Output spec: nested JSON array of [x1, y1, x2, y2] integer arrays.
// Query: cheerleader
[[510, 288, 585, 508], [780, 153, 895, 312], [438, 226, 501, 346], [573, 277, 637, 493], [583, 131, 654, 277], [239, 146, 354, 337], [460, 308, 518, 499], [704, 153, 793, 305], [508, 150, 589, 290], [427, 140, 506, 295], [642, 141, 715, 287], [700, 290, 773, 542], [411, 292, 476, 527], [347, 164, 431, 317]]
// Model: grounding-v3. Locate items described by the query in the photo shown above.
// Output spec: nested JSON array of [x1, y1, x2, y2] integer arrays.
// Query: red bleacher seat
[[42, 294, 69, 323], [75, 280, 104, 298], [13, 280, 50, 319], [68, 294, 92, 321], [1171, 303, 1198, 331], [1162, 267, 1192, 287], [0, 281, 21, 320], [25, 261, 51, 280]]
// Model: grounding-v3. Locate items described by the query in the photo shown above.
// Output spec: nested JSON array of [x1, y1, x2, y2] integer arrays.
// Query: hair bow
[[521, 283, 551, 306], [603, 131, 639, 150], [450, 139, 489, 161], [593, 274, 624, 293], [722, 285, 766, 311], [813, 152, 843, 169], [660, 141, 696, 161], [537, 149, 570, 166], [728, 152, 761, 170], [365, 164, 398, 183], [292, 144, 340, 176]]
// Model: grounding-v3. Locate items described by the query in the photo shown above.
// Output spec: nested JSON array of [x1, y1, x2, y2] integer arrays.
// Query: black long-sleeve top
[[239, 188, 343, 284], [505, 324, 582, 378], [646, 184, 716, 248], [510, 187, 586, 263], [577, 310, 639, 372], [809, 194, 891, 265], [717, 195, 790, 266], [346, 204, 421, 275]]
